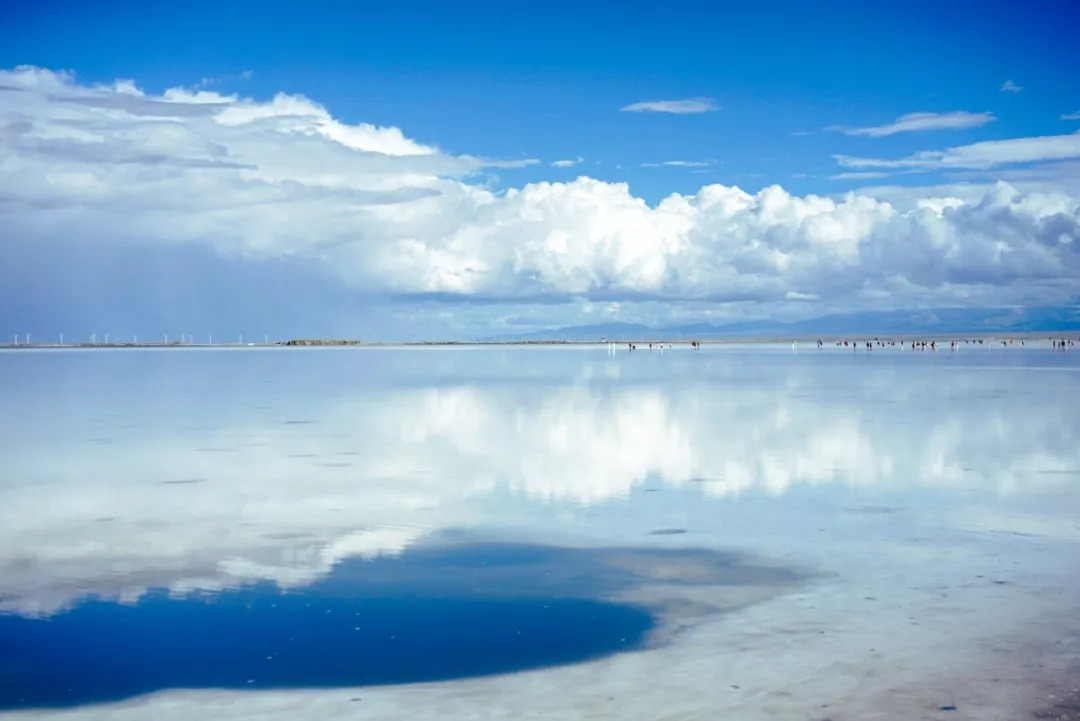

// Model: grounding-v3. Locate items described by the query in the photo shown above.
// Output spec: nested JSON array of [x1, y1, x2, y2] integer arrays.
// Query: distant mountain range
[[479, 306, 1080, 341]]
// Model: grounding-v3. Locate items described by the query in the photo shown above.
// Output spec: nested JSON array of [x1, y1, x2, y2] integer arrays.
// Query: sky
[[1, 0, 1079, 340]]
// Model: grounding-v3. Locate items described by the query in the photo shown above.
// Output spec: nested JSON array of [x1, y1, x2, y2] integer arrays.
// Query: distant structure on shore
[[280, 339, 362, 346]]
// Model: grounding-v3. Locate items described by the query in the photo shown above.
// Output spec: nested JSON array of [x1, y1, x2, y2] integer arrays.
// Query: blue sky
[[6, 0, 1078, 199], [1, 0, 1079, 339]]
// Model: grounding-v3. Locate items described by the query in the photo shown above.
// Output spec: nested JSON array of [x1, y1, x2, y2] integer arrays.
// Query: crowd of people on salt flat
[[608, 337, 1076, 351]]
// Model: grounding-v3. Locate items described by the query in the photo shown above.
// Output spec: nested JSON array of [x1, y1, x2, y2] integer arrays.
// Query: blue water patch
[[0, 543, 666, 709]]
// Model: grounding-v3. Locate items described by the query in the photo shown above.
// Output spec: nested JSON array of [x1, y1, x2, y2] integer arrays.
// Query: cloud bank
[[2, 66, 1079, 323]]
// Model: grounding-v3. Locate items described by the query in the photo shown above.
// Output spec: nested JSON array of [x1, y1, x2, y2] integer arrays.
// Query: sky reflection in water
[[0, 345, 1078, 708]]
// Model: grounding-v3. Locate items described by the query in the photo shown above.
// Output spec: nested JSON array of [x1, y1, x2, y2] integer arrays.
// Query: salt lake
[[1, 344, 1078, 720]]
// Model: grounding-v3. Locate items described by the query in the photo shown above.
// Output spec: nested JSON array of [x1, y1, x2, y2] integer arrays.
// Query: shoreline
[[1, 330, 1078, 351]]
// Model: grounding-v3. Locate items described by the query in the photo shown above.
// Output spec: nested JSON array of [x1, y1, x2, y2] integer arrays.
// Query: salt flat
[[1, 345, 1078, 719]]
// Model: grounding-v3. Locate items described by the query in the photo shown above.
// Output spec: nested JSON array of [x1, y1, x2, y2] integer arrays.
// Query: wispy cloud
[[1062, 111, 1080, 120], [834, 131, 1080, 170], [551, 156, 583, 168], [943, 160, 1080, 197], [620, 97, 717, 114], [830, 171, 892, 180], [194, 70, 254, 90], [641, 160, 714, 168], [1000, 79, 1023, 93], [831, 111, 995, 137], [663, 160, 712, 167], [484, 158, 542, 169]]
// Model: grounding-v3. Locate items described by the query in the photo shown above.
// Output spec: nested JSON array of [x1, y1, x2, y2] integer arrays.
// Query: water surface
[[1, 344, 1078, 719]]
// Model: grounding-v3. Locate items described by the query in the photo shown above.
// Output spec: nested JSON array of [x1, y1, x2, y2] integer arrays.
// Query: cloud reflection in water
[[0, 347, 1077, 616]]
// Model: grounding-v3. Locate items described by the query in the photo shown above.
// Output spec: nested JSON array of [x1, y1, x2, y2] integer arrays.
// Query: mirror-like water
[[2, 543, 664, 709], [0, 345, 1078, 719]]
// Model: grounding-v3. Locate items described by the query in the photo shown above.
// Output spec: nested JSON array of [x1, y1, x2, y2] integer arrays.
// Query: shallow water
[[0, 345, 1078, 719], [2, 543, 661, 708]]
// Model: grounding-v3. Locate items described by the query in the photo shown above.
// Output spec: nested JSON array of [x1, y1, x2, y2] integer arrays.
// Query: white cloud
[[834, 131, 1080, 170], [1062, 111, 1080, 120], [194, 70, 254, 89], [916, 197, 966, 214], [1000, 79, 1024, 93], [619, 97, 717, 114], [551, 156, 583, 168], [830, 171, 892, 180], [641, 160, 713, 168], [2, 66, 1079, 317], [664, 160, 711, 167], [833, 111, 995, 137], [853, 159, 1080, 216]]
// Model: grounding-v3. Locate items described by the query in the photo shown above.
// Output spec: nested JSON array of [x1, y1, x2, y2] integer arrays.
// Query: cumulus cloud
[[832, 111, 995, 137], [1000, 79, 1023, 93], [619, 97, 717, 114], [2, 65, 1079, 319], [834, 131, 1080, 170]]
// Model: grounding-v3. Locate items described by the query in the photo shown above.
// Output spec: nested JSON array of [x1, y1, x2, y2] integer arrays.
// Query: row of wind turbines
[[6, 333, 274, 347]]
